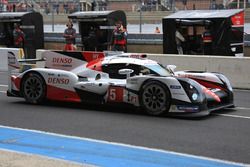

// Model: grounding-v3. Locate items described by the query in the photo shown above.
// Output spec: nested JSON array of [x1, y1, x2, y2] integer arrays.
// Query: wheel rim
[[142, 84, 167, 114], [23, 76, 43, 101]]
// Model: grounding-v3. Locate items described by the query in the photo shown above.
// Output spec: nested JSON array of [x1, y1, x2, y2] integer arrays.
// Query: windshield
[[144, 64, 171, 76]]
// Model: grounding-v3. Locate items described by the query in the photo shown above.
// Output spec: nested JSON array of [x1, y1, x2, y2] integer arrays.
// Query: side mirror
[[118, 69, 134, 78], [166, 65, 176, 74]]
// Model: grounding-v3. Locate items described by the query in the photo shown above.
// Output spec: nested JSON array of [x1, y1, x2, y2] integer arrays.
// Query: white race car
[[7, 50, 234, 116]]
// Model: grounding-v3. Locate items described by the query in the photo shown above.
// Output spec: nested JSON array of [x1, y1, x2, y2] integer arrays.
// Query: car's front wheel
[[21, 72, 46, 104], [140, 81, 171, 116]]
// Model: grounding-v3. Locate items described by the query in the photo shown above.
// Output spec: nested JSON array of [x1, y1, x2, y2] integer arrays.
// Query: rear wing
[[8, 49, 45, 73]]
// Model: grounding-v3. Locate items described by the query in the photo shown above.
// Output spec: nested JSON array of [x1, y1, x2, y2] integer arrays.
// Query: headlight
[[179, 79, 205, 103], [192, 93, 198, 101]]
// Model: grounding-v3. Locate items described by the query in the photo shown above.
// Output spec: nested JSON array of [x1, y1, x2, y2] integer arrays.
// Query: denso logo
[[52, 57, 72, 64], [48, 77, 70, 84]]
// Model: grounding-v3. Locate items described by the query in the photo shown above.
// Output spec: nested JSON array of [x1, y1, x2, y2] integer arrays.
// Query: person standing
[[202, 28, 213, 55], [63, 21, 76, 51], [13, 23, 25, 48], [154, 26, 160, 33], [182, 0, 187, 10], [175, 29, 185, 54], [110, 21, 127, 52]]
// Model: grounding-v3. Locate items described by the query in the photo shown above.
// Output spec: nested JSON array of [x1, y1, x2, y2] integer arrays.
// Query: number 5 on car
[[107, 86, 124, 102]]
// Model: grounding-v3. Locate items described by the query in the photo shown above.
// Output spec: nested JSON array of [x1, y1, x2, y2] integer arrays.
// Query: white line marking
[[0, 91, 6, 93], [0, 125, 249, 166], [236, 107, 250, 110], [213, 113, 250, 119], [223, 107, 250, 110], [234, 89, 250, 93], [0, 84, 8, 87]]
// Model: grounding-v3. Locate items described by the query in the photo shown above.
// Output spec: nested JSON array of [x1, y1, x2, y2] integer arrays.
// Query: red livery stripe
[[11, 76, 21, 90], [47, 85, 81, 102], [203, 87, 221, 102]]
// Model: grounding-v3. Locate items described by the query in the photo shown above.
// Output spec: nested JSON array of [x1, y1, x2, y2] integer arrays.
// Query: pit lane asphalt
[[0, 71, 250, 165]]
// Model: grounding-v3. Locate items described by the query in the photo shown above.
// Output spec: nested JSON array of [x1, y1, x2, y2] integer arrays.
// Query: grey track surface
[[0, 71, 250, 164]]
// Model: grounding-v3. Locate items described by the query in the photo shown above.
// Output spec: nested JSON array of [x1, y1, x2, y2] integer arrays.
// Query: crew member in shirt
[[110, 21, 127, 52], [13, 23, 25, 48], [63, 21, 76, 51]]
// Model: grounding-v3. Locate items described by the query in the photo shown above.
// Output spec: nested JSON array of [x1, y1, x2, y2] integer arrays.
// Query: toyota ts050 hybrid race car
[[7, 50, 234, 116]]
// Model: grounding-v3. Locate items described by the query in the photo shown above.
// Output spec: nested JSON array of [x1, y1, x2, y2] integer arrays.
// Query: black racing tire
[[21, 72, 46, 104], [139, 80, 171, 116]]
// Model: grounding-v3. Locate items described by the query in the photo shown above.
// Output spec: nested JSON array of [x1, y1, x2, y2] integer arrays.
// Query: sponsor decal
[[57, 74, 69, 77], [178, 74, 206, 79], [129, 96, 137, 103], [127, 92, 137, 103], [48, 77, 70, 85], [177, 105, 199, 112], [170, 85, 181, 89], [129, 78, 138, 84], [52, 57, 72, 64], [173, 93, 185, 95], [52, 57, 73, 68], [48, 73, 55, 76]]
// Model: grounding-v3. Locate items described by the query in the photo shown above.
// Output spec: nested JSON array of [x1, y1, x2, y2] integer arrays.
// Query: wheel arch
[[20, 70, 47, 97], [139, 79, 172, 99], [139, 79, 172, 116]]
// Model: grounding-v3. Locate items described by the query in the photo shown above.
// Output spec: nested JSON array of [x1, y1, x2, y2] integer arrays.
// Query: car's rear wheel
[[140, 81, 171, 116], [22, 72, 46, 104]]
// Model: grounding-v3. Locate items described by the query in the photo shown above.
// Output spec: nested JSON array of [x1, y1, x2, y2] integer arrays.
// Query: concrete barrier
[[36, 50, 250, 89], [1, 49, 249, 89], [147, 54, 250, 89]]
